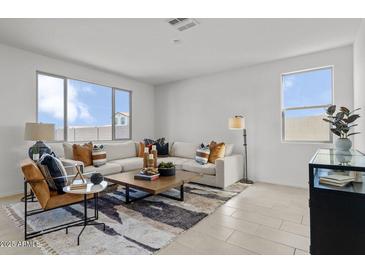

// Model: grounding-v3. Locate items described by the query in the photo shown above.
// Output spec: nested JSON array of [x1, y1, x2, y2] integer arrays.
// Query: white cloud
[[284, 78, 294, 89], [38, 75, 64, 120], [38, 75, 94, 124]]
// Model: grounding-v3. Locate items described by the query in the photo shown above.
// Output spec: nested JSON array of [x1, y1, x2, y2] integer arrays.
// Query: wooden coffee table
[[104, 170, 200, 204]]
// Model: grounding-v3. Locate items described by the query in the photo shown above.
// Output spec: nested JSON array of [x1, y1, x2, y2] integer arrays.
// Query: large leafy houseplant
[[323, 105, 360, 138], [323, 105, 360, 151]]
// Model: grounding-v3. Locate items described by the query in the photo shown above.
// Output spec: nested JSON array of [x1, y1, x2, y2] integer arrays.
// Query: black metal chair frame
[[23, 173, 101, 242]]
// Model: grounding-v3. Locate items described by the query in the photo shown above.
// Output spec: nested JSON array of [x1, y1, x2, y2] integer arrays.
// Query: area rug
[[3, 182, 248, 255]]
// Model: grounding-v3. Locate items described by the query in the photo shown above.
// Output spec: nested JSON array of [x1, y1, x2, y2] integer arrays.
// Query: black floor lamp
[[229, 115, 254, 184]]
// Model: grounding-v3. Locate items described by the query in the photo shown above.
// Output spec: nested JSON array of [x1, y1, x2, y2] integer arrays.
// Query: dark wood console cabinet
[[309, 149, 365, 255]]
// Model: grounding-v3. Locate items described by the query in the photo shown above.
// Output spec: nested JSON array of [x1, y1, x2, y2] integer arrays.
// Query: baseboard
[[254, 180, 307, 189], [0, 188, 23, 199]]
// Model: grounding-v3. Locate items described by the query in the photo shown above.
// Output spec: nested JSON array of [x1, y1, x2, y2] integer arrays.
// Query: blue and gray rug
[[4, 182, 247, 254]]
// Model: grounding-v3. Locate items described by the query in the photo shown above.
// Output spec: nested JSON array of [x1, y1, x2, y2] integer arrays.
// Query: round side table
[[63, 181, 107, 245]]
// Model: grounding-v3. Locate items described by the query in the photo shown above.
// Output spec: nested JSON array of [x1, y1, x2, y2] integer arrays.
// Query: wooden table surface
[[104, 170, 200, 194]]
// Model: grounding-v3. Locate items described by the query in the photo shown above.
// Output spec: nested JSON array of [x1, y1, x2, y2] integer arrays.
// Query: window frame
[[36, 71, 132, 142], [280, 66, 334, 144]]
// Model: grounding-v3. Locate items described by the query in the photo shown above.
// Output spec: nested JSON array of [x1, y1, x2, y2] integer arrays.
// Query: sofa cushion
[[103, 141, 137, 161], [144, 138, 169, 156], [170, 142, 199, 159], [49, 143, 65, 158], [225, 143, 234, 156], [63, 142, 74, 159], [83, 162, 122, 175], [92, 144, 107, 167], [109, 157, 143, 172], [208, 141, 226, 163], [195, 144, 210, 165], [137, 142, 145, 157], [157, 157, 190, 169], [73, 142, 93, 166], [182, 159, 216, 175]]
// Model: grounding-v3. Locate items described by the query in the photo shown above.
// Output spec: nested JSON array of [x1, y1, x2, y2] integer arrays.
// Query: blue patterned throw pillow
[[92, 144, 107, 167], [37, 153, 68, 194], [195, 143, 210, 165]]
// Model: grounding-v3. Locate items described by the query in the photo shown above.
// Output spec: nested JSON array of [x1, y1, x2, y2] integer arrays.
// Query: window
[[37, 74, 65, 141], [281, 67, 333, 142], [114, 89, 131, 139], [37, 72, 132, 141]]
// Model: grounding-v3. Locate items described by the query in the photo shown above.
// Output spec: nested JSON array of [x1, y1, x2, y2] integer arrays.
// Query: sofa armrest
[[60, 158, 85, 175], [215, 154, 243, 188]]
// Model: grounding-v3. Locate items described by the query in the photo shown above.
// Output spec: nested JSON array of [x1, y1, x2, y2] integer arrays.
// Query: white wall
[[354, 20, 365, 153], [0, 43, 155, 197], [155, 46, 354, 188]]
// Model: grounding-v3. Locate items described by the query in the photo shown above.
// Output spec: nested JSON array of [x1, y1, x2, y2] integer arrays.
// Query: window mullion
[[283, 104, 331, 112], [64, 77, 68, 141], [112, 88, 115, 140]]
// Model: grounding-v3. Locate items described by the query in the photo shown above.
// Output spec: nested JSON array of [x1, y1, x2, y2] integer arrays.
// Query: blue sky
[[38, 75, 130, 127], [283, 67, 332, 117]]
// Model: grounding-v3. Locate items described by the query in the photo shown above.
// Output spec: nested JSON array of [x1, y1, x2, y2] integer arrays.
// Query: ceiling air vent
[[167, 18, 199, 31]]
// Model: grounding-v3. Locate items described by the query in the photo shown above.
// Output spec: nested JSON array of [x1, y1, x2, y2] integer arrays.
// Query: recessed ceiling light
[[172, 39, 182, 45]]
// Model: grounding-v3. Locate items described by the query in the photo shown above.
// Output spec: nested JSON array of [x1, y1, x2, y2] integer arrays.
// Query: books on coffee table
[[319, 174, 355, 187], [69, 183, 88, 190], [134, 173, 160, 181]]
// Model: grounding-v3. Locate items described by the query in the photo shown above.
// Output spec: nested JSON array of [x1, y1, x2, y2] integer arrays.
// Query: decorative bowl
[[90, 173, 104, 185], [158, 167, 176, 176]]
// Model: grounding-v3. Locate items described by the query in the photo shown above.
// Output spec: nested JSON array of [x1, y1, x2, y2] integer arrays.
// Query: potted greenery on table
[[158, 162, 176, 176], [323, 105, 360, 151]]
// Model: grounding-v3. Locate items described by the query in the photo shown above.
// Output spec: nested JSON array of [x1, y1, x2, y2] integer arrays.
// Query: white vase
[[335, 138, 352, 152], [32, 153, 40, 161]]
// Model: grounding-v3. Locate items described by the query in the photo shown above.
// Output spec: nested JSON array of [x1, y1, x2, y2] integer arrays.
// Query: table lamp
[[229, 115, 253, 184], [24, 122, 55, 160]]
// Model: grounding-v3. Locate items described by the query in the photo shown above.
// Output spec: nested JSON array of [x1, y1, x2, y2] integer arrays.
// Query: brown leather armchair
[[21, 159, 94, 240]]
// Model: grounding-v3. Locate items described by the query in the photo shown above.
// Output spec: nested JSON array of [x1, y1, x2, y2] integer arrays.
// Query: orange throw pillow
[[138, 142, 145, 158], [208, 141, 226, 163], [72, 142, 93, 166]]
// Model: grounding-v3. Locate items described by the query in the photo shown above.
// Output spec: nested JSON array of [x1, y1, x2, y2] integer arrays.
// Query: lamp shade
[[229, 116, 245, 129], [24, 122, 55, 141]]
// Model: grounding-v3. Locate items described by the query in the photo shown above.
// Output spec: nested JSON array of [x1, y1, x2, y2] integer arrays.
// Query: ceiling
[[0, 19, 361, 85]]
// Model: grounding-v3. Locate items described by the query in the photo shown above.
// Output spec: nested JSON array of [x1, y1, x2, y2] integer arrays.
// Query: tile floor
[[0, 182, 310, 255], [158, 182, 310, 255]]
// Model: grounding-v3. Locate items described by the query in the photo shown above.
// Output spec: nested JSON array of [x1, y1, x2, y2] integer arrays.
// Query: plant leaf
[[340, 106, 350, 115], [326, 105, 336, 115], [346, 114, 360, 123], [348, 132, 361, 137], [335, 112, 345, 122], [330, 128, 341, 137], [323, 118, 334, 124]]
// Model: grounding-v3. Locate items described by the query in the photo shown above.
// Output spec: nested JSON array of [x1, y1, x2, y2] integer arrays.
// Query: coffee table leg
[[94, 193, 98, 219], [126, 185, 130, 204], [77, 194, 87, 245], [180, 184, 184, 201], [65, 193, 105, 245]]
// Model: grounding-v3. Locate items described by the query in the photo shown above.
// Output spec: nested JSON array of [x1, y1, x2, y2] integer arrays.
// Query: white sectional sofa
[[50, 141, 243, 189]]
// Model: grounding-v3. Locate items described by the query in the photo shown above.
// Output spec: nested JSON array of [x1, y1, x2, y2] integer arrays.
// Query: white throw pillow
[[171, 142, 200, 159], [225, 144, 234, 156], [103, 141, 137, 161], [63, 142, 74, 159]]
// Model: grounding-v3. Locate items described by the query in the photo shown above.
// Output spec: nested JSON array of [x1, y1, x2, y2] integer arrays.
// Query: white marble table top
[[63, 181, 107, 195]]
